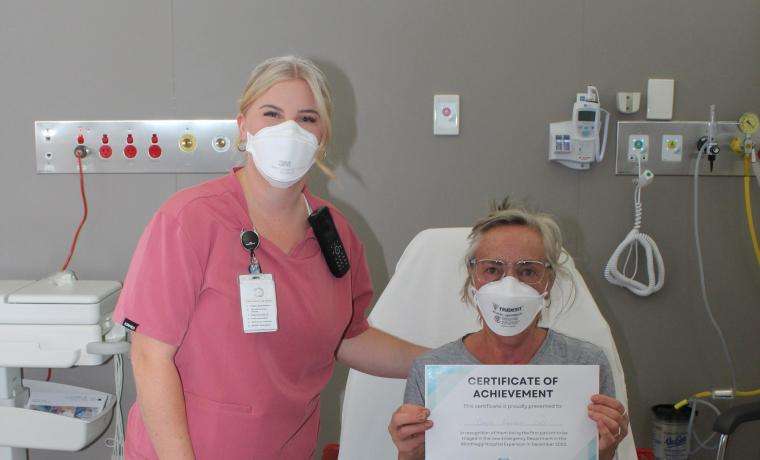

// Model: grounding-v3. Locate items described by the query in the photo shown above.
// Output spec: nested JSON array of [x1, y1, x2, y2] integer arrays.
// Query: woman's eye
[[300, 115, 318, 123], [263, 111, 281, 118], [485, 267, 499, 275]]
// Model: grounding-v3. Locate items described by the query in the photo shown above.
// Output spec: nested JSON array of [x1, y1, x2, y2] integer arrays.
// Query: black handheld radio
[[308, 206, 350, 278]]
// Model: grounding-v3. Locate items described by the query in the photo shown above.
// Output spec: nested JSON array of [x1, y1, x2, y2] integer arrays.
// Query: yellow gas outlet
[[179, 133, 197, 153], [730, 137, 744, 155]]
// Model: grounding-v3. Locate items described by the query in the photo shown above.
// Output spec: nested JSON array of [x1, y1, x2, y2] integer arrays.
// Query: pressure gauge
[[738, 112, 759, 134]]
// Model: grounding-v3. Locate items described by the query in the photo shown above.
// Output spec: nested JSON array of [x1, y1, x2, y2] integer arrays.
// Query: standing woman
[[114, 55, 426, 459]]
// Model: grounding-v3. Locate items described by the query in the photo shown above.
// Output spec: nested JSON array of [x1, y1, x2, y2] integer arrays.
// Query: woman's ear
[[236, 114, 248, 151], [236, 113, 246, 139]]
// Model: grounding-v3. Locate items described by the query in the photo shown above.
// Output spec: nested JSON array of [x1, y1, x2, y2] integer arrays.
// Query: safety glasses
[[468, 258, 552, 286]]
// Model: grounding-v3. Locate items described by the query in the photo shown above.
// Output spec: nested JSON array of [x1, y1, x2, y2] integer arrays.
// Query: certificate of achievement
[[425, 365, 599, 460]]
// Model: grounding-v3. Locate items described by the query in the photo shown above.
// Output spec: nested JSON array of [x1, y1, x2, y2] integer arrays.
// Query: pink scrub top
[[113, 170, 373, 459]]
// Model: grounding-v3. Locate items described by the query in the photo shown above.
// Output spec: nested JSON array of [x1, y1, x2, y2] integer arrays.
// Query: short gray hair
[[461, 198, 569, 306]]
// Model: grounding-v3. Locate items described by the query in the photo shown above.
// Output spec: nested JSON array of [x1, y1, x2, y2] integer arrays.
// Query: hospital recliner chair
[[339, 228, 637, 459]]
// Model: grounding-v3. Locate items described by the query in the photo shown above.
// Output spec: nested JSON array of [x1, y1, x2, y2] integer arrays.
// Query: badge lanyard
[[239, 194, 312, 274], [238, 195, 312, 334], [240, 230, 261, 274]]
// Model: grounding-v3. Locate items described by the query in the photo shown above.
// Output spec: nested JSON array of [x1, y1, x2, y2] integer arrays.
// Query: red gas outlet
[[100, 145, 113, 159], [100, 134, 112, 158], [148, 133, 162, 158], [124, 145, 137, 159], [148, 144, 162, 158], [124, 133, 137, 158]]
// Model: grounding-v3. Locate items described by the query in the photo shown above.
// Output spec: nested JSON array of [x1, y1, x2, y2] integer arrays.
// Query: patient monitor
[[339, 228, 636, 460], [549, 85, 610, 170]]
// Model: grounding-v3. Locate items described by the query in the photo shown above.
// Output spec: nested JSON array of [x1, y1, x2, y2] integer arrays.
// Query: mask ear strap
[[540, 289, 551, 308]]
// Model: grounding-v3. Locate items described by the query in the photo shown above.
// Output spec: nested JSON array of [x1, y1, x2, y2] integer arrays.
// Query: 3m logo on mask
[[245, 120, 319, 189]]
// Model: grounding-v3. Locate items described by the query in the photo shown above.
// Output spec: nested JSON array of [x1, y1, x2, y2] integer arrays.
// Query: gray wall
[[1, 1, 759, 458]]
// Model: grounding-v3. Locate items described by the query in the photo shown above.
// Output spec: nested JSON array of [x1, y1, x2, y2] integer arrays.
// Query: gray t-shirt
[[404, 329, 615, 406]]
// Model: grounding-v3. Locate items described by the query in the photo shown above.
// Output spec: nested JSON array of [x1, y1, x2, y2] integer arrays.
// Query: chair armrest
[[713, 402, 760, 435]]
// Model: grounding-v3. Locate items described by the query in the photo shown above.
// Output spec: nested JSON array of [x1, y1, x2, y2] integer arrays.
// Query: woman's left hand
[[587, 394, 629, 460]]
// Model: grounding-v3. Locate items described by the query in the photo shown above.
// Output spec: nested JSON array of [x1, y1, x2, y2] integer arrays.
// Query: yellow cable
[[745, 156, 760, 268], [737, 388, 760, 398], [674, 388, 760, 410], [675, 392, 711, 410]]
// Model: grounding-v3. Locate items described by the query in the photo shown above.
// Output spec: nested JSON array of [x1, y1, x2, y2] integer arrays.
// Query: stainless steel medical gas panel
[[35, 120, 245, 173], [615, 121, 756, 177]]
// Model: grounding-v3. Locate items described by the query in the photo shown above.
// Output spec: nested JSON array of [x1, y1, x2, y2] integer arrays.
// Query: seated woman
[[388, 201, 629, 460]]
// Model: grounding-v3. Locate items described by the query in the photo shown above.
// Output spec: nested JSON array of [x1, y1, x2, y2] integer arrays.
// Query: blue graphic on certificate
[[425, 364, 598, 460]]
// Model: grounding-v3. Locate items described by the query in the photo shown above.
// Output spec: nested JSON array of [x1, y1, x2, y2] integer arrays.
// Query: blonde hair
[[238, 55, 334, 178], [460, 198, 570, 307]]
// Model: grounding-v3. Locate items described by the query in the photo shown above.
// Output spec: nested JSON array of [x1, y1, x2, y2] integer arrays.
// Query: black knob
[[696, 136, 708, 152]]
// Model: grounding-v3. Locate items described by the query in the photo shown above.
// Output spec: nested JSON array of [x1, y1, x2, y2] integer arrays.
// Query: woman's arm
[[336, 327, 429, 378], [131, 332, 195, 459]]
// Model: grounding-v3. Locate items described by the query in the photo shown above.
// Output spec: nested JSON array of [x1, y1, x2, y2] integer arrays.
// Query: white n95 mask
[[246, 120, 320, 188], [471, 276, 548, 337]]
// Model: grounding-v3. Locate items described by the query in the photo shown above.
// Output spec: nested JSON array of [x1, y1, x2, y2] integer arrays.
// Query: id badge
[[239, 273, 278, 333]]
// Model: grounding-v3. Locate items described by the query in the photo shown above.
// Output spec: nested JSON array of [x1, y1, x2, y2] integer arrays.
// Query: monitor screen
[[578, 110, 596, 122]]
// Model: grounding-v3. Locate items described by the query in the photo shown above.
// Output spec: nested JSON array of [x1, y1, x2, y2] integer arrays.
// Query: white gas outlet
[[628, 134, 649, 162], [661, 134, 683, 162]]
